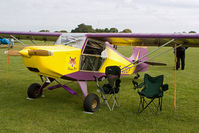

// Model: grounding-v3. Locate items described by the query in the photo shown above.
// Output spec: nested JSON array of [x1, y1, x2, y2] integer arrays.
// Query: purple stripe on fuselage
[[63, 71, 128, 81], [62, 71, 105, 81]]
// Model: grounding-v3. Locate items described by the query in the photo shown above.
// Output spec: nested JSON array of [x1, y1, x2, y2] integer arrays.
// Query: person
[[175, 46, 188, 70], [9, 38, 14, 48]]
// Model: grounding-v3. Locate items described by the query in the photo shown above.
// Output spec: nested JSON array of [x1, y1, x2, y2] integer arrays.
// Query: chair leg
[[118, 91, 120, 107], [100, 92, 111, 111], [114, 92, 120, 107], [138, 96, 143, 113], [100, 92, 120, 111], [111, 93, 120, 110], [138, 97, 158, 116], [102, 94, 112, 111], [142, 98, 162, 115], [152, 100, 159, 115], [140, 98, 155, 114], [160, 97, 163, 111], [142, 97, 144, 109]]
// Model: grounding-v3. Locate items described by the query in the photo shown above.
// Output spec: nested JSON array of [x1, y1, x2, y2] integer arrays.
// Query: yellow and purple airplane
[[1, 31, 199, 112]]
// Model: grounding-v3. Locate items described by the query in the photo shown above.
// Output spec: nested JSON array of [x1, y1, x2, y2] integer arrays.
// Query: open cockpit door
[[80, 39, 107, 71]]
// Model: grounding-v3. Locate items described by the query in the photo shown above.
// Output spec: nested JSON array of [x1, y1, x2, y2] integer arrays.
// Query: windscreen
[[55, 33, 86, 49]]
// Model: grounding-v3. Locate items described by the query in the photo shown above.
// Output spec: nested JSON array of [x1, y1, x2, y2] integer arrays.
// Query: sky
[[1, 0, 199, 33]]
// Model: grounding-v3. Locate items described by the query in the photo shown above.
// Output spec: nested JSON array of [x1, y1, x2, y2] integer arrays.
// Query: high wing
[[86, 33, 199, 47], [0, 31, 61, 42], [1, 31, 199, 47]]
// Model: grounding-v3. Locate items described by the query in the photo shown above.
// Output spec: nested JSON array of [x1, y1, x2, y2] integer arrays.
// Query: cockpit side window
[[83, 40, 105, 55], [80, 39, 107, 71]]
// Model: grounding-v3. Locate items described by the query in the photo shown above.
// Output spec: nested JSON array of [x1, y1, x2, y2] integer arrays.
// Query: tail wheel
[[83, 93, 100, 112], [27, 83, 42, 98]]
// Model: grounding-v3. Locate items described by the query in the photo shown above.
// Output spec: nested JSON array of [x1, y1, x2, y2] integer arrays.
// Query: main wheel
[[83, 93, 100, 112], [27, 83, 42, 98]]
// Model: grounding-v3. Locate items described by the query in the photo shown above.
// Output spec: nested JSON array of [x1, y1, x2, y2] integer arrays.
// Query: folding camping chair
[[95, 66, 121, 111], [132, 73, 168, 115]]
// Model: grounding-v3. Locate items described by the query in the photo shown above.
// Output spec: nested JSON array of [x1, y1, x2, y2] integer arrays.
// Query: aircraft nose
[[19, 49, 30, 57]]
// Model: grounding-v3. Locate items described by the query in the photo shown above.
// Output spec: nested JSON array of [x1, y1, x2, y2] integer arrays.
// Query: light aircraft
[[1, 31, 199, 112]]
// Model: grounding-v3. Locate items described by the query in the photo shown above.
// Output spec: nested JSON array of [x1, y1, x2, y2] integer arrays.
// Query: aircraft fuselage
[[19, 38, 136, 81]]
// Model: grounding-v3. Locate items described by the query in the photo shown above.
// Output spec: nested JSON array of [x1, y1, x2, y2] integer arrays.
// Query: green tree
[[95, 28, 104, 33], [189, 31, 196, 33], [104, 28, 109, 33], [120, 29, 132, 33], [55, 30, 67, 33], [109, 28, 118, 33], [71, 23, 95, 33], [39, 30, 50, 32]]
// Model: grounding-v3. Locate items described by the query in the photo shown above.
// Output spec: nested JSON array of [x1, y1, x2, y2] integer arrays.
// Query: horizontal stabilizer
[[144, 61, 167, 66]]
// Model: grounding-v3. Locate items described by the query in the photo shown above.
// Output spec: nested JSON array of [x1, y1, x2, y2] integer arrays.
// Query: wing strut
[[10, 35, 26, 46], [146, 44, 182, 62], [121, 39, 175, 72]]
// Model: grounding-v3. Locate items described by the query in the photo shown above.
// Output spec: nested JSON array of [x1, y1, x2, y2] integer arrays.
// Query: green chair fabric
[[139, 74, 163, 98], [132, 73, 169, 115]]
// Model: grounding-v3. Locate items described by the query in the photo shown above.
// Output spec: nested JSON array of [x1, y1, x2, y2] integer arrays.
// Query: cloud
[[0, 0, 199, 33]]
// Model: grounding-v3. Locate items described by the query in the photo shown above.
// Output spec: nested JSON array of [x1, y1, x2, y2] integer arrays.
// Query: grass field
[[0, 42, 199, 133]]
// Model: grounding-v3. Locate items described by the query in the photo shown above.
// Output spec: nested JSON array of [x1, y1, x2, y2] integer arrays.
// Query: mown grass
[[0, 42, 199, 133]]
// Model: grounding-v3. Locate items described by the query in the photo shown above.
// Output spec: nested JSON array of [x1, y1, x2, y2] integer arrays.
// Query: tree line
[[39, 23, 197, 33], [40, 23, 132, 33]]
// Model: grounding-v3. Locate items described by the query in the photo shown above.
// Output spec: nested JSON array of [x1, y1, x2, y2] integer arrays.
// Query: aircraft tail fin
[[128, 46, 148, 74]]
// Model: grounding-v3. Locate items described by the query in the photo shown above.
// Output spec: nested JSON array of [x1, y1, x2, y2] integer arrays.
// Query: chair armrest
[[132, 80, 138, 89], [138, 82, 145, 88], [94, 75, 106, 88], [94, 75, 106, 81], [132, 80, 144, 90], [162, 84, 169, 91]]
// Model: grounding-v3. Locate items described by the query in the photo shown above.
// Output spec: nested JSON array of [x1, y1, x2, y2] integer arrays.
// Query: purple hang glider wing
[[86, 33, 199, 47], [0, 31, 61, 42]]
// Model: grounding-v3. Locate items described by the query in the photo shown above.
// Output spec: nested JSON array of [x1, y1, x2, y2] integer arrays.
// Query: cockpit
[[55, 33, 107, 72]]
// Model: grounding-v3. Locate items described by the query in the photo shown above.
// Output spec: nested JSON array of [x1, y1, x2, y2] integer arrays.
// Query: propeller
[[4, 49, 53, 56]]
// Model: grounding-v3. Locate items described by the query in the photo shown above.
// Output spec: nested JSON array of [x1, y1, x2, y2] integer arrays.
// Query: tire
[[27, 83, 42, 98], [83, 93, 100, 112]]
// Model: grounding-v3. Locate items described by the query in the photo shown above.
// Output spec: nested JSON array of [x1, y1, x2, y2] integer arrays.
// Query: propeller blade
[[144, 61, 167, 66], [4, 50, 21, 56]]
